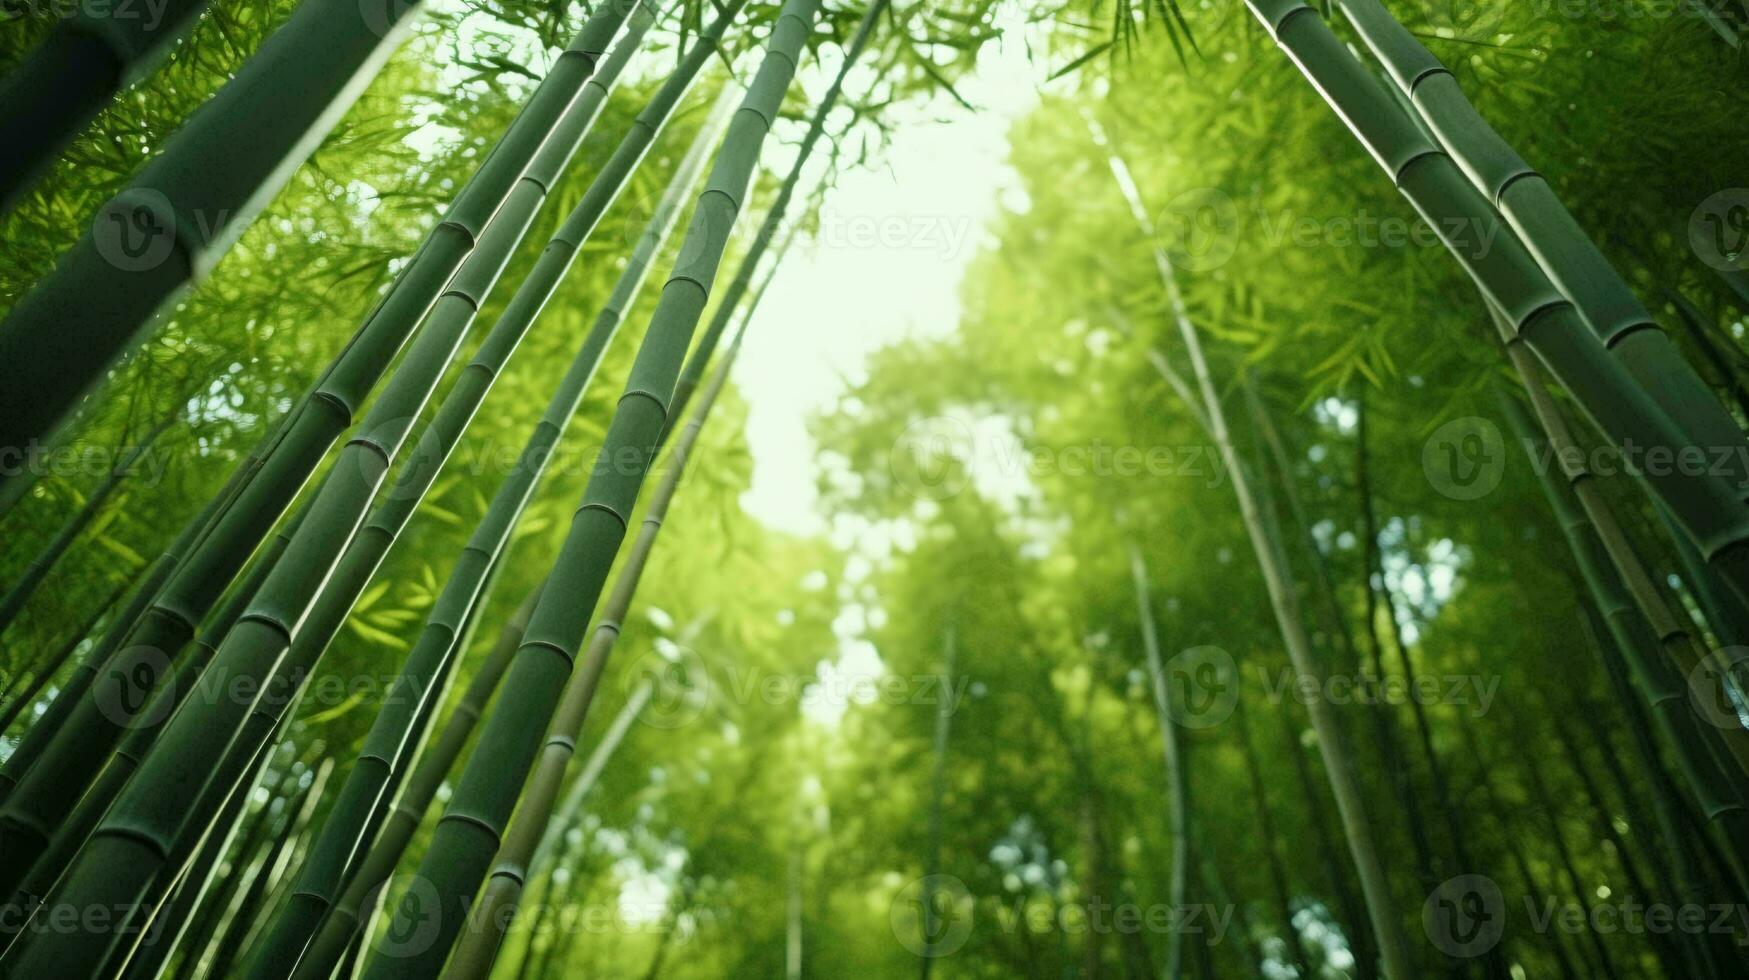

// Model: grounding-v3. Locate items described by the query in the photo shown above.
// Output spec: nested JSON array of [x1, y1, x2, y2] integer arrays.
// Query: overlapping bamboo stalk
[[353, 2, 825, 973]]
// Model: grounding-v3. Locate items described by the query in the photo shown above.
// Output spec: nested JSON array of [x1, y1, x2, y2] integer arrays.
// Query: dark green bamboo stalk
[[661, 0, 892, 436], [117, 735, 287, 980], [1233, 697, 1315, 980], [1499, 333, 1749, 785], [200, 758, 332, 980], [441, 229, 789, 978], [240, 54, 732, 980], [290, 588, 539, 980], [0, 0, 438, 461], [0, 573, 130, 740], [0, 0, 634, 778], [0, 9, 644, 903], [441, 678, 656, 978], [0, 0, 223, 213], [1338, 0, 1749, 494], [0, 452, 251, 799], [1498, 392, 1749, 897], [1244, 0, 1749, 605], [356, 4, 823, 973], [2, 502, 305, 928], [0, 415, 174, 636]]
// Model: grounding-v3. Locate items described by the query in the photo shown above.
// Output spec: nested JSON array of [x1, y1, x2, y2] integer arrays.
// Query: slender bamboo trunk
[[920, 624, 956, 980], [444, 16, 866, 974], [1094, 132, 1412, 980], [354, 6, 823, 974], [1357, 396, 1512, 980], [0, 453, 250, 798], [1498, 324, 1749, 786], [1, 502, 304, 927], [236, 16, 746, 979], [289, 587, 537, 980], [0, 0, 436, 458], [1125, 541, 1188, 980], [1242, 0, 1749, 604], [200, 759, 333, 980], [115, 736, 289, 980], [1548, 708, 1699, 979], [1449, 717, 1585, 980], [0, 4, 641, 891], [1233, 697, 1315, 980], [1578, 603, 1744, 978], [0, 415, 173, 637], [0, 572, 130, 739], [1514, 731, 1623, 980], [1278, 701, 1378, 980], [1336, 0, 1749, 494], [1499, 392, 1749, 899]]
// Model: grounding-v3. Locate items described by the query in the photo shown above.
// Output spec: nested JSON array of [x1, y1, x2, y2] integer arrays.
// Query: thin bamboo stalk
[[1500, 332, 1749, 785], [441, 233, 790, 978], [1093, 129, 1413, 979], [0, 573, 130, 740], [0, 414, 174, 636], [1125, 541, 1190, 980], [1, 503, 306, 926], [289, 589, 538, 980], [254, 62, 732, 980], [1497, 392, 1749, 899], [0, 4, 645, 902], [353, 4, 823, 973]]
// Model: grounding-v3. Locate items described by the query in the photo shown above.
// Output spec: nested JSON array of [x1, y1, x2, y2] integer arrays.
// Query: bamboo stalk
[[440, 229, 794, 980], [1336, 0, 1749, 498], [1243, 0, 1749, 605], [1092, 127, 1413, 979], [0, 0, 437, 455], [0, 414, 174, 636], [239, 33, 739, 977], [1497, 391, 1749, 900], [289, 586, 536, 980], [352, 3, 823, 973], [0, 3, 645, 905]]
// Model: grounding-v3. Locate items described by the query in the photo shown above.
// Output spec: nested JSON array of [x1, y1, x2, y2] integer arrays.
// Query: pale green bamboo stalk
[[1091, 125, 1413, 979], [355, 4, 824, 974]]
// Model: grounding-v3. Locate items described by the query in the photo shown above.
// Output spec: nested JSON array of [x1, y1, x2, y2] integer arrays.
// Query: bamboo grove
[[0, 0, 1747, 977]]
